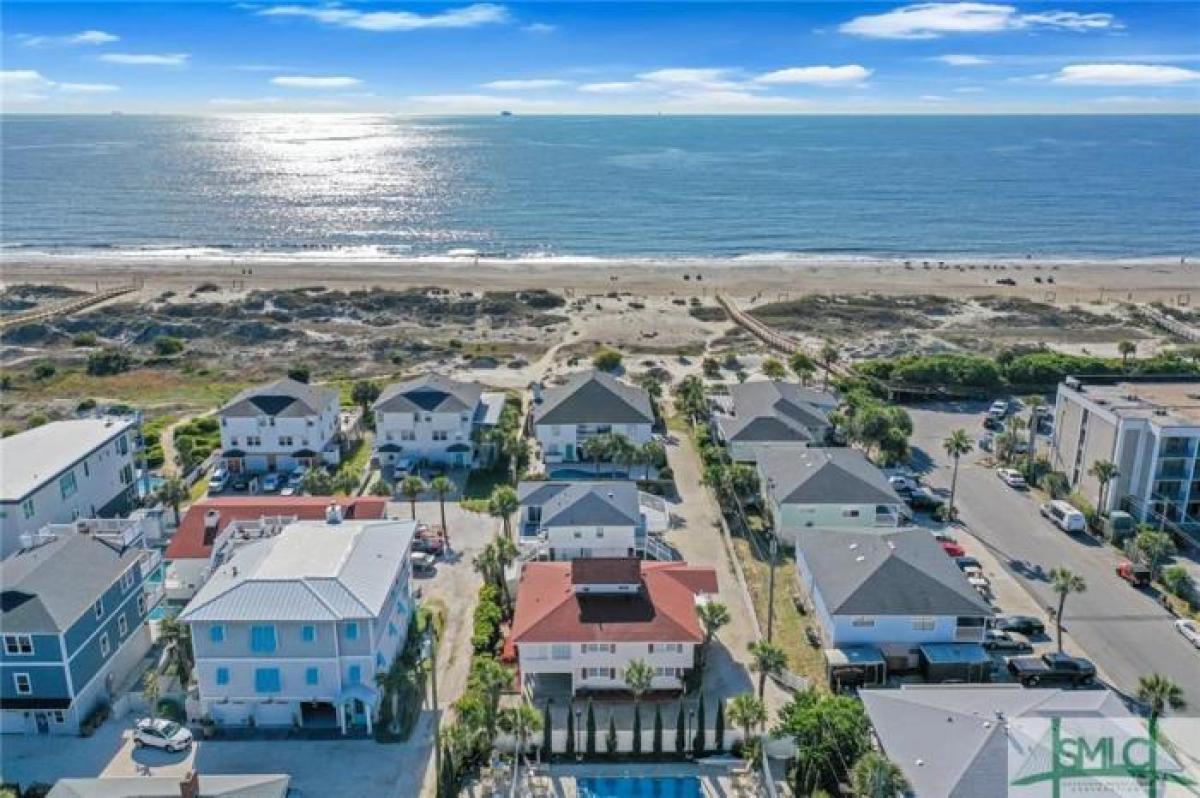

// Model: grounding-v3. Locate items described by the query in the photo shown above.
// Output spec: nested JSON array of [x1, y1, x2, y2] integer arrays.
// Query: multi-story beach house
[[530, 371, 655, 476], [1050, 378, 1200, 533], [178, 512, 416, 734], [162, 497, 388, 603], [0, 417, 140, 560], [217, 378, 342, 476], [372, 375, 506, 470], [0, 518, 162, 735], [757, 446, 907, 545], [510, 558, 717, 697], [710, 381, 837, 462], [517, 481, 663, 560]]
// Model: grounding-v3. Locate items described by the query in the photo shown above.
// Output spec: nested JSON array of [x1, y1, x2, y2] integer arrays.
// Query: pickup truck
[[1007, 652, 1096, 687]]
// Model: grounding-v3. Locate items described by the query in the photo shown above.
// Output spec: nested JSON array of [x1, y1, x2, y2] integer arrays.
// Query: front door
[[565, 444, 574, 461], [35, 713, 49, 734], [453, 452, 464, 468]]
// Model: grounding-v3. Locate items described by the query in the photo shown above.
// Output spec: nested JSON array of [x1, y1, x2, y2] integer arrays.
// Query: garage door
[[255, 702, 294, 727], [213, 702, 252, 726], [0, 710, 30, 734]]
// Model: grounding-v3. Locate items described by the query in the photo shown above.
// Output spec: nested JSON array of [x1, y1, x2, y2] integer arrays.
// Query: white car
[[989, 399, 1009, 417], [133, 717, 193, 752], [997, 468, 1027, 489], [1176, 619, 1200, 649], [207, 468, 227, 494], [281, 471, 302, 496]]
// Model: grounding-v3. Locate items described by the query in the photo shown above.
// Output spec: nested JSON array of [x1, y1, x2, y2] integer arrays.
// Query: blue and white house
[[0, 518, 162, 735], [178, 511, 416, 735]]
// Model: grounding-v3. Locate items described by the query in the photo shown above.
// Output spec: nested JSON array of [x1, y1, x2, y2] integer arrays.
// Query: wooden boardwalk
[[1, 284, 139, 331]]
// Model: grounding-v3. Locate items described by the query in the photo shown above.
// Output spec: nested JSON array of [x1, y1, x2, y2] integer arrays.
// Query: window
[[348, 665, 361, 684], [13, 674, 31, 695], [649, 643, 682, 654], [120, 465, 133, 486], [254, 668, 281, 693], [216, 667, 229, 686], [59, 471, 78, 499], [912, 617, 936, 631], [841, 508, 861, 519], [118, 615, 129, 638], [582, 667, 615, 679], [306, 667, 319, 686], [250, 625, 277, 653], [52, 710, 66, 724], [22, 498, 35, 520], [3, 635, 33, 656], [209, 625, 226, 644], [344, 622, 359, 641], [120, 568, 135, 592], [581, 643, 615, 654], [851, 617, 875, 628], [136, 595, 146, 616], [279, 436, 294, 447], [83, 459, 90, 478], [401, 430, 415, 441], [99, 633, 111, 658], [93, 599, 104, 619], [117, 434, 129, 455], [375, 653, 385, 669], [551, 644, 571, 660], [432, 431, 448, 441], [388, 623, 398, 637], [301, 625, 316, 643], [654, 667, 680, 678]]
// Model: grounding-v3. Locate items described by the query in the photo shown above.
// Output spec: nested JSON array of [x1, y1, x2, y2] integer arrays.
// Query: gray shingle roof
[[178, 518, 415, 623], [797, 528, 992, 617], [717, 381, 835, 444], [374, 374, 484, 414], [532, 371, 653, 426], [759, 446, 903, 506], [861, 686, 1131, 798], [1, 532, 143, 634], [47, 774, 290, 798], [518, 481, 641, 527], [218, 378, 337, 419]]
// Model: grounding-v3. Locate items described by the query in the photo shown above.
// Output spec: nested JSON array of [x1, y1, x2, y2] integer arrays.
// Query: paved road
[[908, 402, 1200, 708]]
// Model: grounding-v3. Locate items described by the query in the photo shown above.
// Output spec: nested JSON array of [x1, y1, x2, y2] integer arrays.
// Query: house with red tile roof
[[163, 497, 388, 602], [510, 558, 717, 697]]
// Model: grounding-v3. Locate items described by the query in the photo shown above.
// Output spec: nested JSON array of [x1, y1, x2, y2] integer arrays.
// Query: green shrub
[[30, 360, 56, 380], [593, 348, 622, 372], [87, 348, 133, 376], [71, 331, 98, 347], [1162, 565, 1195, 603], [153, 336, 185, 356]]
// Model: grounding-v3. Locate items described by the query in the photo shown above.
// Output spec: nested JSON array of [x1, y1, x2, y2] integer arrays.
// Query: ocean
[[2, 114, 1197, 265]]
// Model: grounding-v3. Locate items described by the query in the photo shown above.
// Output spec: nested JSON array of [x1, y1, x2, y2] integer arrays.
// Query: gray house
[[517, 481, 661, 560], [373, 375, 505, 470], [758, 446, 907, 543], [1, 519, 161, 735], [711, 381, 837, 462], [531, 371, 655, 474], [217, 378, 343, 475], [48, 772, 290, 798]]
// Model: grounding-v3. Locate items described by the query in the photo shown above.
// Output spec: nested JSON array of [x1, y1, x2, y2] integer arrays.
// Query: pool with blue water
[[576, 777, 701, 798]]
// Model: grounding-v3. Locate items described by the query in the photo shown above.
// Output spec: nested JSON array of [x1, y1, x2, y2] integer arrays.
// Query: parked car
[[906, 487, 944, 511], [989, 399, 1009, 418], [982, 416, 1005, 432], [888, 475, 917, 495], [133, 718, 193, 752], [997, 468, 1027, 489], [394, 456, 417, 478], [940, 540, 966, 558], [993, 615, 1045, 637], [1175, 619, 1200, 649], [983, 629, 1034, 654], [281, 469, 304, 496], [1007, 652, 1096, 687], [208, 468, 228, 494], [978, 434, 993, 452], [412, 552, 437, 575], [261, 472, 282, 492], [1115, 560, 1151, 587], [1040, 500, 1086, 533], [955, 556, 982, 571], [230, 473, 250, 492]]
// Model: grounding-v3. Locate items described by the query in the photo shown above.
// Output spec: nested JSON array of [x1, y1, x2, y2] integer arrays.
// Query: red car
[[940, 540, 966, 558]]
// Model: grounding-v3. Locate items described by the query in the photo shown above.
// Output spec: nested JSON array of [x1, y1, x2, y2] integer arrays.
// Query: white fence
[[495, 727, 746, 755]]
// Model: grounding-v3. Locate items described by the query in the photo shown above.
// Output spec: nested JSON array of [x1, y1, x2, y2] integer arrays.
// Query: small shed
[[825, 646, 886, 690], [918, 643, 993, 683]]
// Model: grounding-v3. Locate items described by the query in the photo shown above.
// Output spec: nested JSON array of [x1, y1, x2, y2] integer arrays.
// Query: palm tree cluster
[[473, 533, 518, 608], [674, 375, 708, 423], [579, 432, 665, 479]]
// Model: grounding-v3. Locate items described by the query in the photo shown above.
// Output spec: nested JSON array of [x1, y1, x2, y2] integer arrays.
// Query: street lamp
[[422, 634, 440, 783], [574, 708, 583, 761]]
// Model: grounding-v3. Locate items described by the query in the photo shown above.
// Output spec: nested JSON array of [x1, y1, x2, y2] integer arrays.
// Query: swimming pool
[[576, 777, 701, 798]]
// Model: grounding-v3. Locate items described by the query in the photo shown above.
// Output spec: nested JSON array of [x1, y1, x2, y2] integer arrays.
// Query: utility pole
[[766, 535, 778, 643]]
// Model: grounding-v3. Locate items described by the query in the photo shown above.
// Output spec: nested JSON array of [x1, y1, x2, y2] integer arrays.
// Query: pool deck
[[465, 761, 758, 798]]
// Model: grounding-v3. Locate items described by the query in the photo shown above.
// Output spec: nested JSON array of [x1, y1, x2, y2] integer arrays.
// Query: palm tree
[[819, 340, 839, 391], [487, 485, 519, 539], [399, 475, 427, 520], [1049, 567, 1087, 653], [608, 433, 637, 478], [641, 440, 665, 480], [142, 671, 161, 718], [726, 693, 766, 755], [1137, 673, 1185, 720], [429, 475, 455, 550], [497, 704, 543, 759], [1118, 339, 1136, 368], [674, 376, 708, 423], [1087, 460, 1119, 515], [1134, 529, 1176, 579], [469, 657, 513, 737], [851, 751, 909, 798], [157, 476, 188, 527], [762, 357, 786, 381], [581, 434, 612, 474], [789, 352, 816, 386], [1022, 394, 1042, 467], [942, 429, 973, 520], [696, 601, 730, 667], [748, 640, 787, 699], [473, 542, 501, 595], [158, 617, 193, 686], [624, 659, 654, 739]]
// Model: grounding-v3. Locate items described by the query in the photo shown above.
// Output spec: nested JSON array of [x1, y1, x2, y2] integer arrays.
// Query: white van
[[1040, 500, 1086, 533]]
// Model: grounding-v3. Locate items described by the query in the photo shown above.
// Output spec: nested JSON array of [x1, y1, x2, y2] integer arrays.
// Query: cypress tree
[[606, 714, 618, 756], [437, 745, 454, 797], [714, 699, 726, 752], [692, 697, 706, 756], [565, 707, 576, 757], [632, 705, 642, 756], [585, 699, 597, 757], [675, 702, 686, 755], [542, 702, 553, 757], [652, 705, 664, 756]]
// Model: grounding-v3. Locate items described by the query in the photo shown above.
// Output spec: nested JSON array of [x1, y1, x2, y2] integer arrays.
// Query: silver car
[[133, 717, 193, 752]]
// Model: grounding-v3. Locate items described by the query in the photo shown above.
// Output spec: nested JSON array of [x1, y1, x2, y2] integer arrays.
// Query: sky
[[2, 1, 1199, 113]]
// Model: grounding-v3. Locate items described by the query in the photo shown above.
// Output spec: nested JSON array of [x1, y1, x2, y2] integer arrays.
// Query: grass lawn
[[463, 466, 511, 500], [338, 437, 372, 477], [13, 366, 248, 409]]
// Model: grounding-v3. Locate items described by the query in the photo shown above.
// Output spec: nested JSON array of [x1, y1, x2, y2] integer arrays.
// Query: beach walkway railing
[[1, 284, 140, 331]]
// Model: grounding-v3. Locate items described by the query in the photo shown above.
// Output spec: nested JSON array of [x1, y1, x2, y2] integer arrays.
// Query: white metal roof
[[0, 417, 136, 501]]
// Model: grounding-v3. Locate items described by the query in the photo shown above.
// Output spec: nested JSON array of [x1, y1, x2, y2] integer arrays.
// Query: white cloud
[[919, 94, 951, 102], [406, 93, 566, 112], [660, 90, 811, 113], [0, 69, 53, 87], [954, 85, 985, 93], [754, 65, 872, 86], [258, 3, 508, 32], [100, 53, 189, 66], [578, 82, 643, 94], [481, 78, 569, 90], [840, 3, 1119, 40], [522, 23, 556, 34], [637, 68, 735, 88], [1051, 63, 1200, 86], [58, 82, 120, 93], [935, 54, 991, 66], [19, 29, 119, 46], [271, 75, 362, 88]]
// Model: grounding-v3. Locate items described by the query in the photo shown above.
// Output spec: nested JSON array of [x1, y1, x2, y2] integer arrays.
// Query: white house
[[516, 481, 648, 560], [710, 381, 837, 462], [0, 417, 139, 560], [757, 446, 907, 545], [217, 379, 342, 475], [511, 558, 717, 697], [178, 512, 416, 735], [795, 528, 992, 676], [372, 375, 506, 470], [530, 371, 654, 475]]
